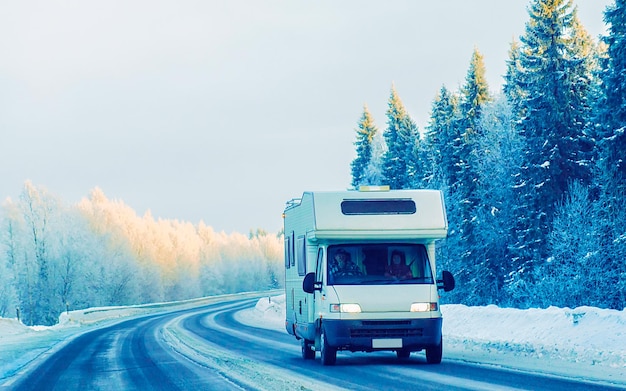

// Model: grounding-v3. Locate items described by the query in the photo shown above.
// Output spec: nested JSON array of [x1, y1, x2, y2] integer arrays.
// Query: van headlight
[[330, 303, 362, 313], [410, 302, 438, 312]]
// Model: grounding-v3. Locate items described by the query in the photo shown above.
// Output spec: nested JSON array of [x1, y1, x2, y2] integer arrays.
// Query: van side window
[[297, 235, 306, 276], [284, 236, 291, 269], [316, 248, 324, 282], [290, 231, 295, 266]]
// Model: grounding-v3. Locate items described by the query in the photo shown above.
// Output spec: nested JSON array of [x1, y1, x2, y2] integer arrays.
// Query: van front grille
[[350, 320, 423, 338], [361, 320, 412, 327]]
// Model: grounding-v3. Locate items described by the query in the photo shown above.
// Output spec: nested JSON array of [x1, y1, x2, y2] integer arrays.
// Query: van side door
[[308, 246, 325, 323]]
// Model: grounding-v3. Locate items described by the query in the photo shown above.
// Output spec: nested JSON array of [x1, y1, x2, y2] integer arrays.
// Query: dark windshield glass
[[327, 244, 433, 285]]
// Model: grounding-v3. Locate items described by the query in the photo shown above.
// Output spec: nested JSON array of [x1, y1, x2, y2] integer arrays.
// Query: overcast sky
[[0, 1, 612, 234]]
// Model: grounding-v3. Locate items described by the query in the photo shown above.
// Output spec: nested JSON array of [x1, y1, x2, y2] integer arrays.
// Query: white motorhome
[[283, 187, 455, 365]]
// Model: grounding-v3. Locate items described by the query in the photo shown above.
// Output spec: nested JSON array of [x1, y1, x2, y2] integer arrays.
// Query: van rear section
[[283, 188, 455, 365]]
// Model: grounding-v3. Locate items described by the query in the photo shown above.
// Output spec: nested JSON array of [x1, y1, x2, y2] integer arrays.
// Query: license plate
[[372, 338, 402, 348]]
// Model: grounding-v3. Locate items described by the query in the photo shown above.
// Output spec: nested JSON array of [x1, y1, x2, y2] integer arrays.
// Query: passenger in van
[[385, 250, 413, 279], [330, 249, 362, 277]]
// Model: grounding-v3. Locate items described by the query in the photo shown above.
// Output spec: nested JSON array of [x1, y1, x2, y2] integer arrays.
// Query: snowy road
[[5, 295, 624, 391]]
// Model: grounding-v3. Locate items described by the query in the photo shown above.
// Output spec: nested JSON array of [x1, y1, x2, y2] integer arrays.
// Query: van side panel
[[284, 193, 316, 340]]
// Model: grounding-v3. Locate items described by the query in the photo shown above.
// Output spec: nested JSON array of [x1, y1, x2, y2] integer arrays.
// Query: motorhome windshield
[[327, 244, 433, 285]]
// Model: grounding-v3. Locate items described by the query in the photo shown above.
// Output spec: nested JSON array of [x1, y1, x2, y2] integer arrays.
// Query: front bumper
[[322, 317, 442, 352]]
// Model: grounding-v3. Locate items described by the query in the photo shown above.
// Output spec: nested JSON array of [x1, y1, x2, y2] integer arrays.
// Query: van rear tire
[[320, 329, 336, 366], [301, 339, 315, 360]]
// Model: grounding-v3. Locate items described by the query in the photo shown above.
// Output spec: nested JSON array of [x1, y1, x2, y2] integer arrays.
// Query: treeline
[[350, 0, 626, 309], [0, 183, 283, 326]]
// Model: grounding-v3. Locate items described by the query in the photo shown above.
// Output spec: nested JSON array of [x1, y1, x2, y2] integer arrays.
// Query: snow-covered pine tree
[[508, 0, 598, 295], [382, 85, 420, 189], [503, 39, 527, 120], [420, 87, 462, 304], [350, 105, 379, 188], [423, 86, 459, 190], [538, 181, 602, 308], [469, 96, 522, 305], [590, 0, 626, 310], [455, 48, 491, 246], [598, 0, 626, 187], [567, 10, 600, 177], [441, 49, 492, 304]]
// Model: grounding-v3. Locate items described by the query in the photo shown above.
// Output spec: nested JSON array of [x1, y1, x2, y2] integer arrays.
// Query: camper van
[[283, 187, 455, 365]]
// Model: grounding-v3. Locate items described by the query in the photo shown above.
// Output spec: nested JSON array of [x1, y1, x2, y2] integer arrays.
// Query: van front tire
[[426, 337, 443, 364], [396, 349, 411, 359], [320, 329, 337, 366]]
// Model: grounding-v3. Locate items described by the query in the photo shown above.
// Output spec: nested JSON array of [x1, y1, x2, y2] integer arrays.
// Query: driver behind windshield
[[329, 249, 362, 277]]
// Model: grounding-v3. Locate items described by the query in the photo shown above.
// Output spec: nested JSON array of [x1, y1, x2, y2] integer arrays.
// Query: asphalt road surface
[[7, 294, 624, 390]]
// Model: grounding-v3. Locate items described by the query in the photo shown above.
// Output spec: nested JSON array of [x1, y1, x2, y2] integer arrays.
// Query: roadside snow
[[1, 293, 625, 388], [442, 304, 626, 367], [441, 304, 626, 386], [235, 296, 626, 386], [233, 293, 286, 331]]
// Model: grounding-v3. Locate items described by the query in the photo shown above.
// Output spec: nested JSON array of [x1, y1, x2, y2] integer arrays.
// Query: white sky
[[0, 1, 612, 234]]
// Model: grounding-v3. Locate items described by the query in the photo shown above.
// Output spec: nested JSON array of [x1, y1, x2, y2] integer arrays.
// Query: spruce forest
[[350, 0, 626, 310]]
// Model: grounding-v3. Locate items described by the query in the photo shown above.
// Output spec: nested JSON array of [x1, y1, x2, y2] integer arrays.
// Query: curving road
[[7, 294, 624, 391]]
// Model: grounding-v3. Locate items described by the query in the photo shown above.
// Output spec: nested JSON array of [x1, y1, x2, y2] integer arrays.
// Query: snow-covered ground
[[235, 296, 626, 387], [1, 294, 625, 388]]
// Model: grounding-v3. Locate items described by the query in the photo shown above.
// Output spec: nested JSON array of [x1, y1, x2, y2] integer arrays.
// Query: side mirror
[[437, 270, 455, 292], [303, 272, 321, 293]]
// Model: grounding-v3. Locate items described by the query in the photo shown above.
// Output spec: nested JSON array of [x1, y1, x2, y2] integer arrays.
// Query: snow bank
[[234, 294, 286, 331], [442, 304, 626, 369], [0, 318, 33, 336]]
